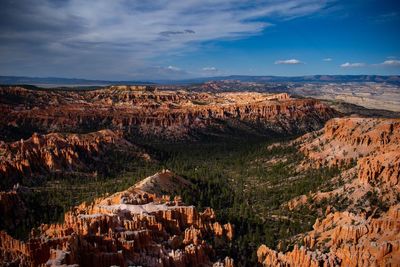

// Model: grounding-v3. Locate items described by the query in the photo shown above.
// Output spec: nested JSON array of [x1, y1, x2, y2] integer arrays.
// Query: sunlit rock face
[[296, 117, 400, 204], [298, 117, 400, 167], [258, 117, 400, 267], [258, 205, 400, 267], [0, 170, 234, 267], [0, 86, 338, 140]]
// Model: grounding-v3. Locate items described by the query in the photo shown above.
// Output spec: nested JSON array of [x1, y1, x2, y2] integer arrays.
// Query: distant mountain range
[[178, 75, 400, 85], [0, 76, 153, 87], [1, 75, 399, 86]]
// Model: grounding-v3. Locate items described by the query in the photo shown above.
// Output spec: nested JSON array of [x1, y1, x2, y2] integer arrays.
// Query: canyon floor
[[0, 85, 399, 266]]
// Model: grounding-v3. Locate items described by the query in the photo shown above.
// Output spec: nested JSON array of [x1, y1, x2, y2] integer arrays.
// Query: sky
[[0, 0, 399, 80]]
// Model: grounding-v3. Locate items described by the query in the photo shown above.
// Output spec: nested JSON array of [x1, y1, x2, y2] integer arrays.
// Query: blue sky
[[0, 0, 399, 80]]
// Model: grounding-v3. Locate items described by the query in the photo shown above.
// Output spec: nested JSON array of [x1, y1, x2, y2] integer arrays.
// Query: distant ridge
[[176, 74, 400, 85], [0, 76, 154, 87], [1, 74, 399, 86]]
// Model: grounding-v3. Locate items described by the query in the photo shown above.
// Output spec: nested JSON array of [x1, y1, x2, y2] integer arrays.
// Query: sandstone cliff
[[291, 117, 400, 206], [298, 117, 400, 167], [0, 129, 149, 189], [0, 86, 338, 140], [0, 170, 234, 267], [259, 117, 400, 266], [258, 205, 400, 267]]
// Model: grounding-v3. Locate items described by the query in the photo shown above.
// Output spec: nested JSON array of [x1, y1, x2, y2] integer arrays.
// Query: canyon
[[0, 85, 399, 267], [1, 0, 399, 265]]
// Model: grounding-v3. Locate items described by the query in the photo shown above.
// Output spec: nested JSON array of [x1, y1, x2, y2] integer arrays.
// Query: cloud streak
[[275, 59, 303, 65], [166, 65, 181, 71], [202, 67, 218, 71], [159, 30, 195, 37], [340, 59, 400, 68], [340, 62, 366, 68], [0, 0, 331, 79], [379, 60, 400, 67]]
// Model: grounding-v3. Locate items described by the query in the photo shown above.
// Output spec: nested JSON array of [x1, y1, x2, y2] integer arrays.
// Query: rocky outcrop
[[134, 170, 192, 196], [0, 86, 338, 140], [291, 118, 400, 205], [257, 244, 340, 267], [357, 150, 400, 188], [258, 205, 400, 267], [0, 129, 149, 189], [0, 171, 234, 267], [259, 117, 400, 266], [298, 117, 400, 167]]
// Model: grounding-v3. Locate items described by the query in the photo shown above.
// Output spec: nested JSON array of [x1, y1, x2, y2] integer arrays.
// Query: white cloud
[[340, 62, 366, 68], [0, 0, 332, 79], [274, 59, 302, 65], [323, 58, 332, 61], [374, 12, 398, 23], [379, 60, 400, 67], [202, 67, 218, 71], [167, 65, 181, 71]]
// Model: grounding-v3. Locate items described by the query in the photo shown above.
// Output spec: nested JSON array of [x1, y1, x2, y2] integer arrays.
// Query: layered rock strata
[[294, 117, 400, 205], [0, 86, 338, 140], [0, 129, 149, 189], [298, 117, 400, 167], [259, 117, 400, 266], [258, 205, 400, 267]]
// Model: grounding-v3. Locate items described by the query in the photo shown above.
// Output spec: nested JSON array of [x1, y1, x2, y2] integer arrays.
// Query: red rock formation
[[0, 129, 149, 189], [0, 86, 338, 140], [298, 117, 400, 167], [257, 244, 341, 267], [259, 117, 400, 266], [259, 205, 400, 267], [358, 150, 400, 188], [0, 171, 234, 266], [134, 170, 192, 196], [292, 118, 400, 205]]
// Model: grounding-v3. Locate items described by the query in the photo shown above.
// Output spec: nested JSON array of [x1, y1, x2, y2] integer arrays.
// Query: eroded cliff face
[[259, 117, 400, 266], [298, 117, 400, 167], [0, 170, 234, 267], [293, 118, 400, 205], [258, 205, 400, 267], [0, 86, 338, 140], [0, 129, 149, 189]]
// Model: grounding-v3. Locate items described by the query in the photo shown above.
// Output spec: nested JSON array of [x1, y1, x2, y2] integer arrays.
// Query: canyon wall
[[298, 117, 400, 167], [0, 86, 338, 140], [259, 117, 400, 266], [258, 205, 400, 267], [296, 117, 400, 204], [0, 129, 149, 189]]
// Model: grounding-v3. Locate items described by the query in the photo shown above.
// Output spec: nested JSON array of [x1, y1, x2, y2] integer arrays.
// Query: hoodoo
[[0, 171, 234, 267], [0, 86, 337, 140], [258, 117, 400, 266]]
